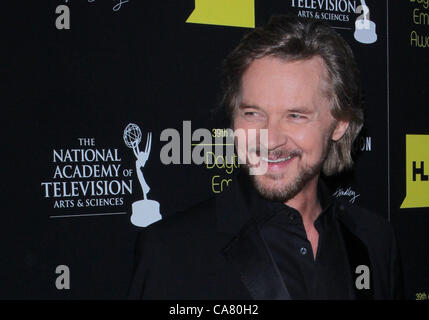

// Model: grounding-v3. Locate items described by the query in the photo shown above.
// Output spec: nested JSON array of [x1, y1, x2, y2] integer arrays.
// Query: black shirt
[[257, 181, 356, 299]]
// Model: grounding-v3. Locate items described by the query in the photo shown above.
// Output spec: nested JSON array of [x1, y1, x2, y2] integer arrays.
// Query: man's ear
[[331, 119, 350, 141]]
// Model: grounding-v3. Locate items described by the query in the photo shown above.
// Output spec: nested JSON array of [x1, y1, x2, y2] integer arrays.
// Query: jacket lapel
[[215, 172, 291, 300], [222, 219, 291, 300]]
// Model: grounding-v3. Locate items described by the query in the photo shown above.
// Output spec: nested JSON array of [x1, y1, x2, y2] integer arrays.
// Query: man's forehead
[[240, 56, 330, 110]]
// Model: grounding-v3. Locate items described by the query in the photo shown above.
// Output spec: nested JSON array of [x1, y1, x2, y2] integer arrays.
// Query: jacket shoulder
[[336, 200, 394, 240], [149, 196, 217, 231], [336, 200, 403, 299], [133, 196, 218, 254]]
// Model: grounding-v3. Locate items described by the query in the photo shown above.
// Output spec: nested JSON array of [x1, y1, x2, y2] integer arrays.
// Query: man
[[128, 15, 403, 300]]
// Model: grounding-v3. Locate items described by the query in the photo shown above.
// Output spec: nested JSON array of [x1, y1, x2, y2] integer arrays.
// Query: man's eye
[[244, 111, 259, 117], [289, 113, 304, 120]]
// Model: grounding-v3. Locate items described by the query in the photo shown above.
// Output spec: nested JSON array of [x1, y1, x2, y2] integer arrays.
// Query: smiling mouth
[[260, 155, 294, 163]]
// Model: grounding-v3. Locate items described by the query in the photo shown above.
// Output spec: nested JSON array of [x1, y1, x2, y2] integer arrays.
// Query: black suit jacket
[[128, 173, 403, 300]]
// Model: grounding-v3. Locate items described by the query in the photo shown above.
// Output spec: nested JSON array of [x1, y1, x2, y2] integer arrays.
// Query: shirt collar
[[215, 169, 335, 234], [247, 171, 334, 221]]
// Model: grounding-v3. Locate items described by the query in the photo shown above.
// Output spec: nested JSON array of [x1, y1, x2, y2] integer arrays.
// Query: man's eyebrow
[[239, 104, 314, 114], [238, 103, 262, 110], [286, 107, 313, 114]]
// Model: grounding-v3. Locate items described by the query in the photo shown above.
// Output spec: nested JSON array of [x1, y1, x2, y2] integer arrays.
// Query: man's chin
[[251, 175, 300, 203], [249, 162, 321, 203]]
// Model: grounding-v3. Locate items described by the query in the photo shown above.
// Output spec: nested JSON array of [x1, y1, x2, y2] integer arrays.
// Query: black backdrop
[[3, 0, 428, 299]]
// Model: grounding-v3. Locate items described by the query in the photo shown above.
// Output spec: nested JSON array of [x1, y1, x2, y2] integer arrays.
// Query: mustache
[[248, 146, 302, 159]]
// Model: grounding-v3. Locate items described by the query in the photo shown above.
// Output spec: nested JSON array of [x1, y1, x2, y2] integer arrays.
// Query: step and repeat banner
[[3, 0, 428, 299]]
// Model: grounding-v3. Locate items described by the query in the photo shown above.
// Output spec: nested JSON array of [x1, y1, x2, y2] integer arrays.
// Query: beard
[[244, 138, 333, 203]]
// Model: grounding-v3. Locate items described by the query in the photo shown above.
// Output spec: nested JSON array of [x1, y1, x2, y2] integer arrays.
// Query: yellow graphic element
[[401, 135, 429, 209], [186, 0, 255, 28]]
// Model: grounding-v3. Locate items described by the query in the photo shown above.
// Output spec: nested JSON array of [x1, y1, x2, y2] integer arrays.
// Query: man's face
[[233, 56, 348, 202]]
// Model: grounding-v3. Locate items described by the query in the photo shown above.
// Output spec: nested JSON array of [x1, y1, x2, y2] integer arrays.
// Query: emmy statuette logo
[[123, 123, 162, 227], [354, 0, 377, 44]]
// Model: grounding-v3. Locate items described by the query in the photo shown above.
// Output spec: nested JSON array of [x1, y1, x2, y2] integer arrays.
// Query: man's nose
[[266, 118, 287, 150]]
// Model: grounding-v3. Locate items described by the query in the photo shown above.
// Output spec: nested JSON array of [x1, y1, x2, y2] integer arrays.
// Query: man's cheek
[[292, 131, 319, 155], [248, 129, 268, 176], [233, 128, 248, 165]]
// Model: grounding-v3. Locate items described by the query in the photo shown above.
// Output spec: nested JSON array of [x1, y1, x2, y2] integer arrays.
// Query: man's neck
[[285, 175, 322, 225]]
